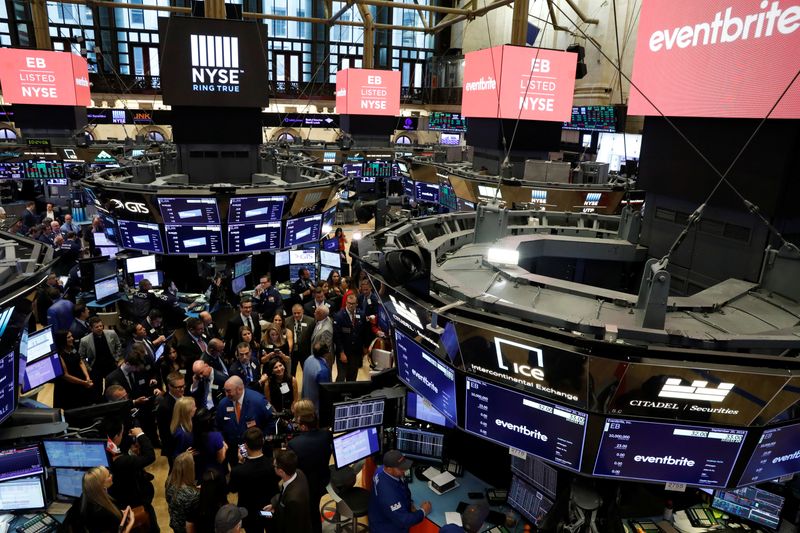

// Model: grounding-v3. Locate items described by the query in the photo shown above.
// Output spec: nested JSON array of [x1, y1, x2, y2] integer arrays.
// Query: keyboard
[[16, 513, 57, 533]]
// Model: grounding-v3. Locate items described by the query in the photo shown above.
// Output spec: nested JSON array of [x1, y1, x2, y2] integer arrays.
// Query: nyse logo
[[657, 378, 734, 403], [494, 337, 545, 381], [110, 199, 150, 215], [190, 34, 242, 93]]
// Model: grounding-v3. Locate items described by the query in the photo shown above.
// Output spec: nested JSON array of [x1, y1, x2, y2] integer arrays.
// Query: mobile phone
[[239, 444, 247, 458], [260, 511, 273, 518]]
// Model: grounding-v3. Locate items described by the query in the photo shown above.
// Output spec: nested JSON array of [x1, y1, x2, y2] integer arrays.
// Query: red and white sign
[[628, 0, 800, 118], [0, 48, 91, 107], [461, 45, 577, 122], [335, 68, 401, 116]]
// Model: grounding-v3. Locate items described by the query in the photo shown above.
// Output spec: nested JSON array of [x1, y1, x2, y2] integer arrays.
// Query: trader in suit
[[332, 294, 365, 382], [303, 287, 330, 318], [252, 274, 283, 321], [285, 304, 314, 376], [287, 413, 332, 533], [216, 376, 274, 467], [79, 316, 123, 396], [46, 287, 74, 332], [309, 306, 333, 354], [228, 427, 280, 533], [189, 359, 226, 411], [292, 268, 315, 305], [199, 311, 221, 341], [202, 338, 229, 378], [266, 449, 312, 533], [21, 201, 39, 230], [69, 303, 91, 341], [156, 371, 185, 467], [104, 346, 160, 443], [177, 317, 207, 368], [224, 297, 261, 353], [230, 342, 267, 393]]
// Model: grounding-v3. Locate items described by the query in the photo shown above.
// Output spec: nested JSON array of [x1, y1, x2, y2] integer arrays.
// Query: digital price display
[[593, 419, 747, 487], [23, 160, 64, 180], [395, 329, 458, 424], [117, 220, 164, 254], [284, 214, 322, 247], [342, 163, 362, 177], [464, 377, 587, 471], [158, 197, 220, 224], [0, 350, 15, 425], [563, 106, 616, 132], [0, 162, 25, 180], [228, 222, 281, 253], [439, 178, 458, 210], [428, 111, 467, 132], [164, 224, 223, 255], [414, 182, 440, 204], [228, 196, 285, 223], [739, 422, 800, 486], [362, 161, 397, 179]]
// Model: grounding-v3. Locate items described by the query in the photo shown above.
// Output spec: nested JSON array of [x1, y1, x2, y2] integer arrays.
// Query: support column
[[510, 0, 530, 45], [357, 3, 374, 68], [205, 0, 227, 19], [30, 0, 52, 50]]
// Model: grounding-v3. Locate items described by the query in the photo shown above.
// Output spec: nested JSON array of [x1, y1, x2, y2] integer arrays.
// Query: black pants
[[335, 351, 360, 382]]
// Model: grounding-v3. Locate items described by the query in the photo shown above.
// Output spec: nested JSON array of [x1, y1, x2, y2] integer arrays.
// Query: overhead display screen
[[395, 329, 458, 424], [427, 111, 467, 132], [228, 222, 281, 253], [593, 418, 747, 487], [414, 182, 440, 203], [563, 106, 616, 132], [158, 197, 221, 224], [284, 214, 322, 247], [228, 195, 285, 223], [362, 161, 397, 178], [0, 48, 91, 106], [0, 163, 25, 180], [335, 68, 401, 116], [160, 16, 269, 108], [465, 377, 588, 471], [628, 0, 800, 118], [24, 161, 64, 180], [0, 350, 15, 425], [117, 220, 164, 254], [164, 224, 223, 255], [739, 422, 800, 486]]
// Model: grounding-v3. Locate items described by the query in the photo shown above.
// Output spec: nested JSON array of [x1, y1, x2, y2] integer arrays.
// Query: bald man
[[199, 310, 221, 341], [189, 359, 227, 410], [216, 375, 275, 465]]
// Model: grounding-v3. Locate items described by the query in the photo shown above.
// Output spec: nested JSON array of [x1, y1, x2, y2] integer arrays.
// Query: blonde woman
[[170, 396, 196, 457], [166, 451, 199, 533], [80, 466, 134, 533]]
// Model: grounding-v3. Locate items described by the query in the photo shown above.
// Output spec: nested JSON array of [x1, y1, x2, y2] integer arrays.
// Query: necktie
[[235, 401, 241, 422], [128, 372, 136, 392], [246, 366, 252, 383], [246, 316, 253, 331], [197, 336, 208, 354]]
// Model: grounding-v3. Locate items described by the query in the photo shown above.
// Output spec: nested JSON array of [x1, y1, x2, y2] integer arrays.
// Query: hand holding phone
[[260, 511, 273, 518]]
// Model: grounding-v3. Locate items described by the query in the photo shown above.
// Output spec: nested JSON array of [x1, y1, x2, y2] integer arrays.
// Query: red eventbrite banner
[[629, 0, 800, 118], [461, 45, 577, 122], [335, 68, 401, 116], [0, 48, 91, 107]]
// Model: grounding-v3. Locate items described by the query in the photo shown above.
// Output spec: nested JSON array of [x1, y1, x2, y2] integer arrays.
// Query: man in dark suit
[[21, 201, 39, 230], [230, 342, 267, 393], [267, 449, 312, 533], [287, 413, 332, 533], [224, 297, 261, 353], [216, 376, 274, 467], [69, 303, 91, 341], [202, 338, 229, 378], [332, 294, 365, 382], [285, 303, 315, 376], [199, 311, 221, 341], [177, 317, 207, 368], [156, 371, 185, 467], [292, 268, 315, 305], [189, 359, 226, 411], [229, 427, 280, 533], [303, 287, 330, 317], [105, 348, 160, 443]]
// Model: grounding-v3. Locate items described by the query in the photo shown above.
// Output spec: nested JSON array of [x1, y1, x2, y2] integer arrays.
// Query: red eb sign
[[0, 48, 91, 107], [335, 68, 401, 116]]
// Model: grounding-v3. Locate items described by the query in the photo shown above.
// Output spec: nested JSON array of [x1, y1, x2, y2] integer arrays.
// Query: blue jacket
[[368, 467, 425, 533], [215, 388, 274, 446], [47, 298, 74, 332]]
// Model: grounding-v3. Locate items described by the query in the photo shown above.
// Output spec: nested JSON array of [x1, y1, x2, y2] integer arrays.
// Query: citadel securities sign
[[461, 45, 578, 122], [628, 0, 800, 118], [0, 49, 91, 106], [335, 69, 401, 116]]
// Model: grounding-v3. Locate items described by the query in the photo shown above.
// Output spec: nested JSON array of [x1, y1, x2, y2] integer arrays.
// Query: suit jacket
[[69, 318, 90, 341], [215, 389, 274, 448], [229, 454, 280, 521], [190, 370, 227, 410], [225, 314, 261, 353], [303, 299, 330, 318], [309, 318, 333, 353], [47, 298, 74, 332], [22, 209, 39, 229], [229, 359, 263, 392], [271, 469, 313, 533], [285, 315, 315, 359], [78, 330, 122, 371], [105, 367, 150, 398], [155, 393, 178, 457], [202, 352, 230, 377], [332, 308, 365, 357], [288, 429, 333, 500], [203, 322, 222, 341], [107, 434, 156, 507], [177, 331, 206, 367]]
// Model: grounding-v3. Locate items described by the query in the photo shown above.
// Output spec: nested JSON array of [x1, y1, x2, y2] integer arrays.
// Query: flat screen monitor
[[0, 162, 25, 179], [428, 111, 467, 132], [228, 222, 281, 253], [94, 276, 120, 302], [563, 106, 616, 132], [290, 249, 316, 265], [275, 250, 290, 267], [228, 196, 285, 223], [394, 329, 457, 424], [333, 397, 385, 433], [333, 426, 381, 468], [414, 182, 440, 204], [55, 468, 84, 499], [43, 439, 109, 468], [439, 180, 458, 211], [320, 250, 340, 268], [24, 160, 64, 180], [0, 476, 46, 511], [322, 205, 337, 234], [0, 350, 15, 425], [508, 475, 554, 527], [712, 487, 784, 530], [0, 446, 43, 483], [231, 257, 251, 279], [406, 390, 453, 428], [322, 237, 339, 252], [595, 133, 642, 172], [284, 214, 322, 247], [739, 421, 800, 486], [403, 178, 415, 197], [164, 224, 224, 255], [92, 232, 113, 247], [158, 197, 221, 224], [232, 275, 247, 295], [464, 377, 588, 471], [289, 265, 316, 282], [97, 246, 119, 258], [362, 161, 397, 179], [320, 265, 335, 282], [125, 254, 157, 274], [117, 220, 164, 254], [593, 418, 747, 487], [342, 163, 362, 177], [511, 455, 558, 499], [26, 326, 56, 365], [92, 259, 117, 282], [133, 271, 163, 289], [21, 353, 63, 392], [395, 426, 445, 462], [440, 133, 460, 145]]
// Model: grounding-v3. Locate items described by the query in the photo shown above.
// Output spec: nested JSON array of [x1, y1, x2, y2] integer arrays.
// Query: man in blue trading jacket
[[368, 450, 432, 533], [216, 375, 274, 467]]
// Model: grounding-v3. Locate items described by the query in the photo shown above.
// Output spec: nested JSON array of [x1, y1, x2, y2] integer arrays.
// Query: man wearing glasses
[[225, 297, 262, 353], [156, 371, 185, 468]]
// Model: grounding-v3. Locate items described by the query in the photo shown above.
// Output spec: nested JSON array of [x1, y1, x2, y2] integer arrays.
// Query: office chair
[[563, 482, 602, 533], [321, 466, 370, 533]]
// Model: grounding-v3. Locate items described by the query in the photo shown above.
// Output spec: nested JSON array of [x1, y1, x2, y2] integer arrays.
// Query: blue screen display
[[395, 329, 457, 424], [464, 377, 587, 471], [712, 487, 784, 530], [158, 197, 220, 224], [164, 224, 224, 255], [739, 422, 800, 486], [284, 214, 322, 247], [228, 196, 285, 223], [322, 237, 339, 252], [414, 182, 440, 203], [0, 350, 14, 425], [228, 223, 281, 253], [43, 440, 109, 468], [593, 419, 747, 487], [117, 220, 164, 253]]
